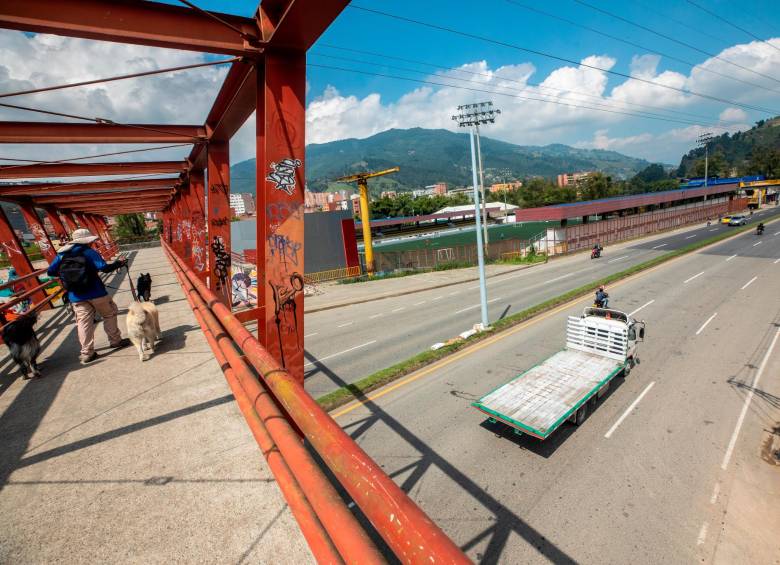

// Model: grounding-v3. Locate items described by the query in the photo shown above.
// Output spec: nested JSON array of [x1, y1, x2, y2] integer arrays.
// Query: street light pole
[[697, 132, 714, 201], [452, 101, 501, 329], [475, 123, 489, 251]]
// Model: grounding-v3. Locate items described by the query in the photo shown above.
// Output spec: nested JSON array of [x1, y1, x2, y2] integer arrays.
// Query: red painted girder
[[0, 161, 187, 179], [0, 178, 176, 196], [31, 192, 172, 205], [0, 0, 264, 56], [258, 0, 350, 48], [0, 122, 206, 144]]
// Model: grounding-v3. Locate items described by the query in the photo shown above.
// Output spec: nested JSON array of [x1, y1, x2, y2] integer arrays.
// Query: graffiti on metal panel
[[190, 212, 206, 272], [270, 272, 304, 367], [231, 272, 256, 307], [211, 236, 230, 293], [175, 223, 182, 242], [266, 158, 301, 196], [1, 241, 23, 257], [210, 217, 229, 228], [267, 202, 302, 233], [210, 183, 228, 196], [267, 233, 301, 271], [30, 224, 51, 254], [182, 219, 192, 240]]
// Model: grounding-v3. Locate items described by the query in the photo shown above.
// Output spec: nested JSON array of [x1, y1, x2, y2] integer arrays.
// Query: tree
[[634, 164, 667, 183], [693, 151, 727, 177], [743, 146, 780, 178], [579, 173, 617, 201], [114, 213, 147, 238]]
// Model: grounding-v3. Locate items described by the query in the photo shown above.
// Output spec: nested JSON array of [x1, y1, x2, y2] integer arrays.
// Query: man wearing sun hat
[[47, 228, 129, 364]]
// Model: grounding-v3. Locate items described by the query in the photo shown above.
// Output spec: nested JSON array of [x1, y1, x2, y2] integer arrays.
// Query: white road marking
[[454, 297, 503, 314], [391, 307, 405, 313], [604, 381, 655, 439], [304, 340, 378, 368], [695, 313, 717, 336], [774, 231, 780, 236], [468, 285, 479, 290], [725, 254, 737, 261], [608, 255, 629, 263], [775, 258, 780, 264], [651, 243, 668, 249], [369, 313, 383, 319], [432, 296, 444, 301], [740, 276, 757, 290], [697, 522, 709, 546], [710, 483, 720, 504], [304, 332, 318, 338], [629, 300, 654, 317], [709, 228, 718, 232], [337, 321, 354, 328], [753, 241, 762, 247], [448, 291, 460, 296], [721, 328, 780, 471], [547, 273, 572, 283], [684, 271, 705, 284], [685, 235, 696, 239], [413, 300, 426, 306]]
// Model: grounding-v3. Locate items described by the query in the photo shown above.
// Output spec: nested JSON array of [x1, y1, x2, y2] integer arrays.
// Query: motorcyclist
[[591, 242, 603, 258], [595, 285, 609, 308], [757, 222, 765, 235]]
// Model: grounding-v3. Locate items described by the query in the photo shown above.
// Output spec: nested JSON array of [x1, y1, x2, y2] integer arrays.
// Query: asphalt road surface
[[304, 207, 780, 397], [332, 220, 780, 563]]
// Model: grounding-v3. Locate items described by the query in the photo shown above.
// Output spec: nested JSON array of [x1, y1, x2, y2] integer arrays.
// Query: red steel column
[[42, 205, 70, 241], [18, 202, 57, 264], [256, 51, 306, 381], [207, 141, 232, 307], [188, 170, 208, 280], [0, 206, 47, 303], [62, 211, 79, 233], [179, 185, 194, 269]]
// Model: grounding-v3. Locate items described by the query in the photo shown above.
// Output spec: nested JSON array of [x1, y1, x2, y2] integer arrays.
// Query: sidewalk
[[0, 247, 311, 564], [304, 218, 721, 313]]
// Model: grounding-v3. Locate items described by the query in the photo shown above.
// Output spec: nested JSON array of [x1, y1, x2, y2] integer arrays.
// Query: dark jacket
[[47, 244, 123, 303]]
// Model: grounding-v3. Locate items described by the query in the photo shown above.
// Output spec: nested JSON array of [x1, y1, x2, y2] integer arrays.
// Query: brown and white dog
[[126, 301, 161, 362]]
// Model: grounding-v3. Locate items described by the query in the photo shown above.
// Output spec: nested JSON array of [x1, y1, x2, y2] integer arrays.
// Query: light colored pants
[[72, 295, 122, 356]]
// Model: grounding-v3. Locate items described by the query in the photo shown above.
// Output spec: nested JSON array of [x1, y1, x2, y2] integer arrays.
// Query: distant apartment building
[[490, 181, 523, 193], [380, 190, 397, 199], [229, 192, 256, 215], [304, 189, 350, 212], [557, 171, 594, 187], [427, 182, 448, 195]]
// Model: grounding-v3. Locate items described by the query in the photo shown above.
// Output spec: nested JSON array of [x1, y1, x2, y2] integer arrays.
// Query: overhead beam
[[0, 178, 177, 196], [0, 161, 188, 179], [0, 0, 264, 56], [0, 122, 206, 144], [30, 190, 173, 204], [259, 0, 351, 49]]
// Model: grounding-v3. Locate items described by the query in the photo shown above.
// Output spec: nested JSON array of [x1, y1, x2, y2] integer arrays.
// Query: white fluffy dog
[[126, 301, 161, 361]]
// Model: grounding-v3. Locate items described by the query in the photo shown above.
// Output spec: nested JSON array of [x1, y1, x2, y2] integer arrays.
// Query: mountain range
[[230, 127, 652, 195]]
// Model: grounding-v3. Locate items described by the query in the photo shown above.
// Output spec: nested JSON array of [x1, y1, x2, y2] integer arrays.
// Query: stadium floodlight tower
[[451, 101, 501, 329], [697, 131, 715, 200]]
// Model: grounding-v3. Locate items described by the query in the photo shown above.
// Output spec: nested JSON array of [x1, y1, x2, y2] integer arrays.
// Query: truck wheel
[[623, 358, 634, 377], [575, 403, 588, 425]]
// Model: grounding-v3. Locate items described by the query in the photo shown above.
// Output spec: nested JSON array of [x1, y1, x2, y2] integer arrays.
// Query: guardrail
[[0, 269, 64, 330], [162, 239, 469, 564]]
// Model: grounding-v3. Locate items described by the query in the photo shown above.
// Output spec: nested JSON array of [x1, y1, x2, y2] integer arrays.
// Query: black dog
[[136, 273, 152, 302], [2, 312, 42, 379]]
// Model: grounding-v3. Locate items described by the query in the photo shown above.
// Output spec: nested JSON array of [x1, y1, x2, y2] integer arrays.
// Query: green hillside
[[230, 127, 651, 194], [676, 116, 780, 178]]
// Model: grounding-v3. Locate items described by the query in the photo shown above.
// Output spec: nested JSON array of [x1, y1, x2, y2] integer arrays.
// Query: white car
[[728, 215, 748, 226]]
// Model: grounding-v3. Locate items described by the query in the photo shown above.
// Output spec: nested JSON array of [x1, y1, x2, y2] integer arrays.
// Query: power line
[[571, 0, 780, 84], [317, 44, 750, 125], [0, 144, 194, 170], [347, 5, 780, 115], [630, 0, 732, 47], [0, 58, 239, 99], [307, 62, 740, 129], [684, 0, 780, 54], [503, 0, 780, 94], [174, 0, 254, 41], [309, 52, 744, 127]]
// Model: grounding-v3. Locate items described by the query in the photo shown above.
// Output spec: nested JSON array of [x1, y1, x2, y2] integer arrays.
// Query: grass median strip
[[316, 222, 768, 412]]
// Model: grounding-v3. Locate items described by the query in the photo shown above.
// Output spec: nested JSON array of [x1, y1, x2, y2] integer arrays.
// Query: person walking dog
[[47, 228, 129, 364]]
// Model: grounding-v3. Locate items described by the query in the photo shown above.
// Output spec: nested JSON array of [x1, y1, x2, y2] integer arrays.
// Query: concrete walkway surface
[[0, 247, 311, 564]]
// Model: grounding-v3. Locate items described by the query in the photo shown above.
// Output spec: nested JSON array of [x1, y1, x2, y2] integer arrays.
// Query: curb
[[318, 214, 780, 413], [304, 260, 547, 314]]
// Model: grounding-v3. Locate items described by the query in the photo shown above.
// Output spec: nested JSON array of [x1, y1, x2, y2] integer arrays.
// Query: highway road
[[304, 207, 780, 397], [331, 219, 780, 563]]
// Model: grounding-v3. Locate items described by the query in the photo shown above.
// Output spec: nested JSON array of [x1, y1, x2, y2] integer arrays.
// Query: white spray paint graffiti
[[266, 158, 302, 196]]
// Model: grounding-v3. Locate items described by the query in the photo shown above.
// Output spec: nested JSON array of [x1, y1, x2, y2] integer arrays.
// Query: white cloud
[[718, 107, 748, 123], [576, 129, 654, 151]]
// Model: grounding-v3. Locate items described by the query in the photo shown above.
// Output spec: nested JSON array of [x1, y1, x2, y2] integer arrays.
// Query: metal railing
[[0, 269, 64, 330], [305, 265, 362, 283], [162, 239, 469, 564]]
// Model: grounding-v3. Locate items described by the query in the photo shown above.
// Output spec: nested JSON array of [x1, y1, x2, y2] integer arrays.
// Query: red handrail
[[0, 268, 47, 292], [162, 240, 469, 564]]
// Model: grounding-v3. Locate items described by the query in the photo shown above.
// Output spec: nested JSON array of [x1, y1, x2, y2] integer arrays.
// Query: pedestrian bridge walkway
[[0, 246, 310, 563]]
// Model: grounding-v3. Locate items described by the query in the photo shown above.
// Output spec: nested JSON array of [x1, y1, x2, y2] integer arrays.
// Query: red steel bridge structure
[[0, 2, 469, 562]]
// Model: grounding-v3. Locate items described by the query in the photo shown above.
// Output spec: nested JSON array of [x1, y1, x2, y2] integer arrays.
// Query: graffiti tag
[[211, 236, 230, 293], [210, 217, 229, 227], [266, 158, 301, 196], [269, 272, 304, 367], [267, 233, 301, 270], [210, 183, 229, 196]]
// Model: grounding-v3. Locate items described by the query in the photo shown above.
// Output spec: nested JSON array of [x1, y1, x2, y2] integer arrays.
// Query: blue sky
[[2, 1, 779, 168]]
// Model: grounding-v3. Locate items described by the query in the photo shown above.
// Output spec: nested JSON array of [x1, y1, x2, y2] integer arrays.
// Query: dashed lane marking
[[629, 300, 654, 316], [695, 312, 717, 335], [604, 381, 655, 439], [740, 276, 757, 290], [684, 271, 705, 284], [304, 340, 378, 368]]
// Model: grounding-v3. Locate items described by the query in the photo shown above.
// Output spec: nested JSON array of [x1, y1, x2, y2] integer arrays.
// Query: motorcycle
[[757, 225, 764, 235], [591, 248, 602, 259]]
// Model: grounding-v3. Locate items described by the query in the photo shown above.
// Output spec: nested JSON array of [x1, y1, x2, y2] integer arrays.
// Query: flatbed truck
[[472, 307, 646, 440]]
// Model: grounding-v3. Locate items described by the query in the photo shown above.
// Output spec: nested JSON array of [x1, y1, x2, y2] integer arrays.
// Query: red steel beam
[[259, 0, 350, 49], [0, 179, 177, 196], [0, 161, 188, 179], [30, 190, 172, 204], [0, 0, 264, 56], [0, 122, 206, 144]]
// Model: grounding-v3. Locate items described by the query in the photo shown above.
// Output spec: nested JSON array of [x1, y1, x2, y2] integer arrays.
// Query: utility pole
[[475, 123, 488, 251], [452, 101, 501, 329], [697, 132, 714, 201]]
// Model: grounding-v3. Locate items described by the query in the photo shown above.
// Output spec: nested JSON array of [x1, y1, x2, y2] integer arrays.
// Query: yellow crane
[[336, 167, 399, 275]]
